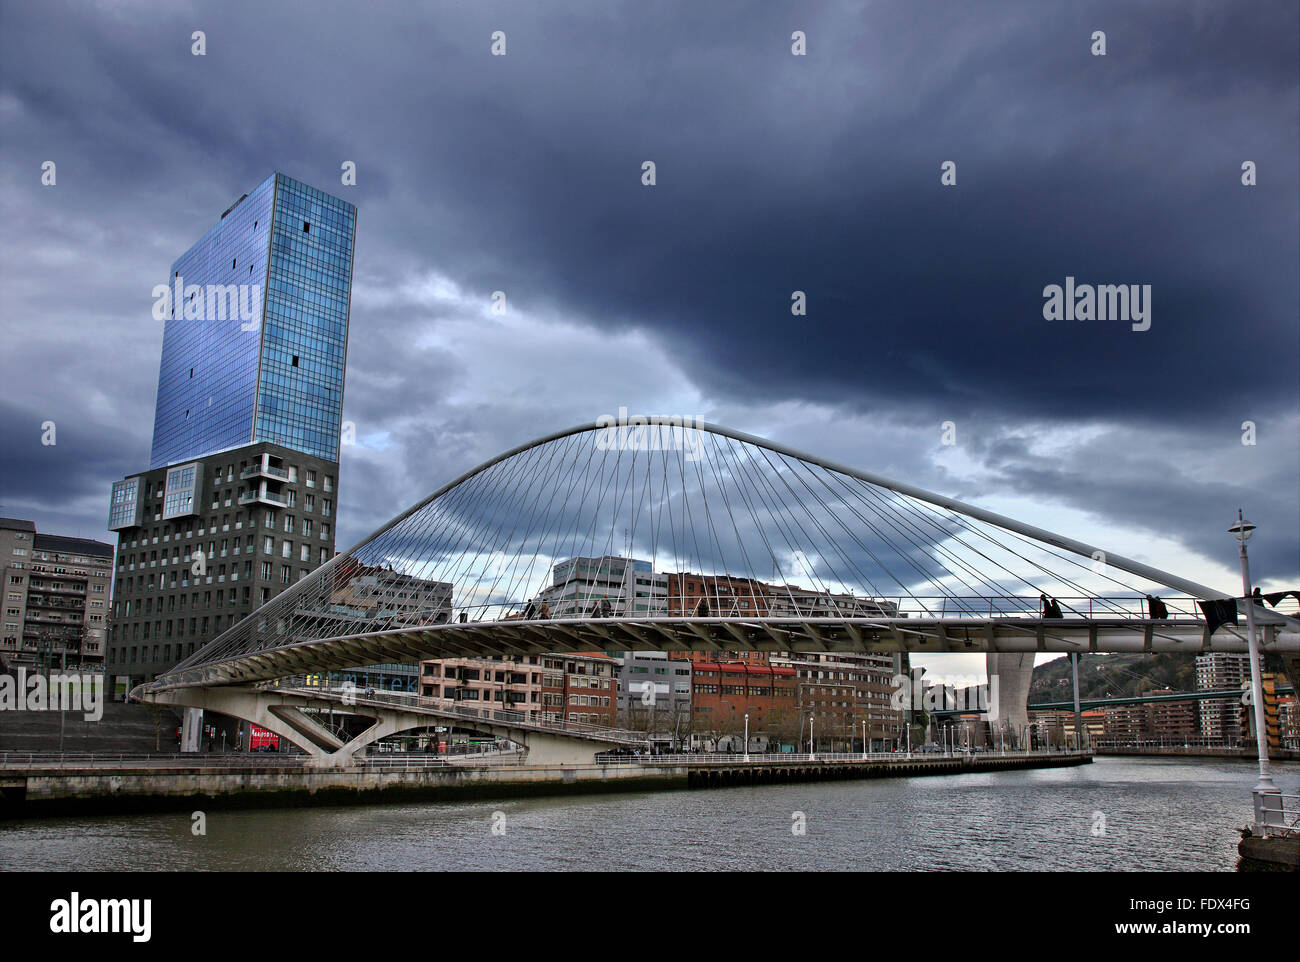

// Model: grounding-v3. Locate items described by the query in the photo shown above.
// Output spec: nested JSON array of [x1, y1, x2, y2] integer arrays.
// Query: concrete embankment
[[0, 752, 1090, 818], [684, 751, 1090, 788], [1237, 834, 1300, 870], [1, 763, 682, 818], [1096, 746, 1300, 762]]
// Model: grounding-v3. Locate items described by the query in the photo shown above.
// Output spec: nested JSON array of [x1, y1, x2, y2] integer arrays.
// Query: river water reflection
[[3, 756, 1294, 871]]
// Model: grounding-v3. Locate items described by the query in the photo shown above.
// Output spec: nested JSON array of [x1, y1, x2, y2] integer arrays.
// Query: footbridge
[[145, 684, 648, 766], [133, 417, 1300, 763]]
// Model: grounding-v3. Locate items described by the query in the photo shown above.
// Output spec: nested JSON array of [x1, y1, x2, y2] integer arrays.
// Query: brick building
[[1, 518, 113, 671]]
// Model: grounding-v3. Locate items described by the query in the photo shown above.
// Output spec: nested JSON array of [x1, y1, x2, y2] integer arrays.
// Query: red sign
[[248, 725, 280, 751]]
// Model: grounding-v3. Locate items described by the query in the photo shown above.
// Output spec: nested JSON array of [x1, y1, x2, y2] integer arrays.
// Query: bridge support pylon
[[987, 652, 1034, 746]]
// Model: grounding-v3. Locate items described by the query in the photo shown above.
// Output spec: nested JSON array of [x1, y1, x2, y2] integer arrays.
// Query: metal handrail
[[595, 748, 1088, 765], [0, 751, 305, 769], [274, 593, 1205, 627], [1256, 791, 1300, 837]]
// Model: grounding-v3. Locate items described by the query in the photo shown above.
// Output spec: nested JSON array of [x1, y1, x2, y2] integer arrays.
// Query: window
[[302, 221, 310, 233]]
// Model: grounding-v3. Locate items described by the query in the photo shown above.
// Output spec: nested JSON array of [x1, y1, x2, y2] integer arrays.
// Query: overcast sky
[[1, 1, 1296, 677]]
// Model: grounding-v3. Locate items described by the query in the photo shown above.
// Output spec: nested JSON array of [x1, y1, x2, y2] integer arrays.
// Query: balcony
[[239, 487, 287, 508], [240, 461, 290, 482], [25, 611, 82, 625], [28, 596, 85, 612]]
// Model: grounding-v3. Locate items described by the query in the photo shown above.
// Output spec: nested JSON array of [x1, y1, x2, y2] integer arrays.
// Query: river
[[3, 756, 1295, 871]]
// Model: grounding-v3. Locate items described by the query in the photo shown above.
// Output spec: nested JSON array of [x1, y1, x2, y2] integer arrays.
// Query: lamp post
[[1229, 512, 1279, 825], [862, 719, 868, 760], [809, 714, 815, 761], [743, 712, 750, 762]]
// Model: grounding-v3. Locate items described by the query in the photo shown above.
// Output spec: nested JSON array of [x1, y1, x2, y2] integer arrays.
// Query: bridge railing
[[363, 593, 1205, 626], [0, 751, 305, 769], [1256, 792, 1300, 838], [596, 748, 1089, 766]]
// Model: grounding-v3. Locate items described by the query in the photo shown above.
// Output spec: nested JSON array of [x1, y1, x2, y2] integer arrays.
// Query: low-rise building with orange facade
[[540, 652, 619, 726], [420, 652, 620, 727], [419, 655, 543, 714], [690, 660, 797, 750], [773, 652, 903, 751]]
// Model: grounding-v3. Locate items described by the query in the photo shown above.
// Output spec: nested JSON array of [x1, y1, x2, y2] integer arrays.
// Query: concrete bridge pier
[[987, 652, 1034, 746]]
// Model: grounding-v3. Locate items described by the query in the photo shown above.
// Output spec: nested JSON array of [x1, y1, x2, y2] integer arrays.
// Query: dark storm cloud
[[0, 0, 1295, 584]]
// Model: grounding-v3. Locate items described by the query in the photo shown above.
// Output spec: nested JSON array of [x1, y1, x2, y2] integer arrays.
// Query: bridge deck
[[143, 614, 1299, 692]]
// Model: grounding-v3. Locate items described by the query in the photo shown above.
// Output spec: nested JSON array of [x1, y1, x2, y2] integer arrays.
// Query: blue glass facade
[[149, 173, 355, 469], [256, 177, 355, 463]]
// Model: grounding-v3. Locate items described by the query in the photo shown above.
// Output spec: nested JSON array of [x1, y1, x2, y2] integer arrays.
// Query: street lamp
[[809, 714, 815, 761], [1229, 512, 1279, 816], [862, 719, 867, 760], [743, 712, 750, 762]]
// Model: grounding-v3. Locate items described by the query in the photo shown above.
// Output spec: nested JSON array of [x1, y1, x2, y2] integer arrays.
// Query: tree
[[765, 708, 802, 751]]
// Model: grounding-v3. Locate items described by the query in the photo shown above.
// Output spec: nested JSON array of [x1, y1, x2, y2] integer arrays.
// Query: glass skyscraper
[[149, 172, 356, 469], [107, 172, 356, 695]]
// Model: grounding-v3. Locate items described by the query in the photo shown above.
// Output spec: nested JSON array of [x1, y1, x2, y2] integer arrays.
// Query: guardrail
[[1256, 792, 1300, 838], [595, 748, 1089, 766], [0, 751, 306, 769], [357, 756, 452, 770], [297, 593, 1205, 625]]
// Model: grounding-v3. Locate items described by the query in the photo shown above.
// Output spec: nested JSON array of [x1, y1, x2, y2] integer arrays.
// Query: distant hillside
[[1028, 653, 1198, 704], [1029, 649, 1300, 705]]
